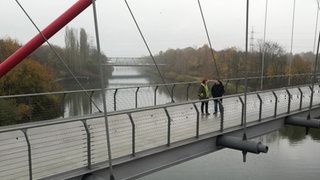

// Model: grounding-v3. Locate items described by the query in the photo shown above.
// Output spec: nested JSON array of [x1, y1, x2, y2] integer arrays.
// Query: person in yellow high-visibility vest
[[198, 78, 210, 115]]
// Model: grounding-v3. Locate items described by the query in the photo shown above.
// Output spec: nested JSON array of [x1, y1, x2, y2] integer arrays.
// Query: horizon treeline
[[151, 41, 315, 86]]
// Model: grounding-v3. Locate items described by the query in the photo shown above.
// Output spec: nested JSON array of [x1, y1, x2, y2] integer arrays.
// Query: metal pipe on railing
[[286, 89, 291, 113], [128, 113, 135, 156], [135, 87, 140, 108], [193, 103, 200, 137], [154, 86, 158, 106], [82, 120, 92, 169], [219, 101, 224, 132], [257, 94, 262, 121], [272, 91, 278, 117], [22, 129, 33, 180], [239, 96, 244, 126], [298, 87, 303, 110], [113, 89, 118, 111], [164, 108, 171, 146]]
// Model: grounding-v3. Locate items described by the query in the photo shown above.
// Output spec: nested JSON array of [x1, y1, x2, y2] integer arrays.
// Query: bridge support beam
[[216, 135, 268, 154], [285, 116, 320, 128]]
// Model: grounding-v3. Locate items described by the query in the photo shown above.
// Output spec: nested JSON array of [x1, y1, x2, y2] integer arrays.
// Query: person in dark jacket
[[198, 78, 210, 115], [211, 80, 225, 114]]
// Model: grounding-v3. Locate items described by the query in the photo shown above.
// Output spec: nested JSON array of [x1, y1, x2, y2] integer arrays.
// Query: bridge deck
[[0, 85, 320, 179]]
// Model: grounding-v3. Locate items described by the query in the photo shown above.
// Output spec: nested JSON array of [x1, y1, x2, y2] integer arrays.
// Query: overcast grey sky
[[0, 0, 319, 57]]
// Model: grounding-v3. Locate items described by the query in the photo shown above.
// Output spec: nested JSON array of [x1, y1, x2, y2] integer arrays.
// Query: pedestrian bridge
[[1, 83, 320, 180]]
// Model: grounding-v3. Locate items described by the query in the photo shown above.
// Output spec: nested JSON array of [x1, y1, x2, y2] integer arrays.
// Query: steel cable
[[197, 0, 220, 79], [91, 0, 115, 179], [124, 0, 173, 101]]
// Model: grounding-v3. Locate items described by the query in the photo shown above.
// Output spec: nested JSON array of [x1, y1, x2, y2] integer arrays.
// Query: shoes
[[213, 112, 217, 114], [206, 113, 210, 115]]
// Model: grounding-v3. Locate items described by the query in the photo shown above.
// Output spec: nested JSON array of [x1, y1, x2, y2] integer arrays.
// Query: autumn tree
[[255, 41, 287, 88], [0, 38, 20, 62], [286, 54, 312, 85], [62, 27, 112, 81], [0, 38, 63, 125], [217, 47, 242, 78], [198, 45, 216, 77], [79, 28, 89, 72], [65, 27, 79, 74]]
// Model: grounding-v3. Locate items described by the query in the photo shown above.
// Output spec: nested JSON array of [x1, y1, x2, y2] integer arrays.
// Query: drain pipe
[[217, 135, 268, 162], [285, 116, 320, 128]]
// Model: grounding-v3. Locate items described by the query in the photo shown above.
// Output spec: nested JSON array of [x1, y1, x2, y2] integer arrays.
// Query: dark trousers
[[214, 98, 223, 113], [201, 100, 209, 114]]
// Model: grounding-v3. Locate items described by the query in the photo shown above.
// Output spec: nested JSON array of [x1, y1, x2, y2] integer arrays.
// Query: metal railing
[[0, 74, 315, 125], [1, 83, 320, 179]]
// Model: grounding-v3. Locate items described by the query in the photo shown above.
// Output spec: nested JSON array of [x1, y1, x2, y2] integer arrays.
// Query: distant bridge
[[108, 74, 146, 79], [104, 57, 166, 67]]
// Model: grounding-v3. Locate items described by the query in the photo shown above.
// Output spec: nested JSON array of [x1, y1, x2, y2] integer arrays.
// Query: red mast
[[0, 0, 92, 78]]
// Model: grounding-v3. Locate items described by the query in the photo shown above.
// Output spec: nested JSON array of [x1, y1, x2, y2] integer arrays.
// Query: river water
[[69, 66, 320, 179]]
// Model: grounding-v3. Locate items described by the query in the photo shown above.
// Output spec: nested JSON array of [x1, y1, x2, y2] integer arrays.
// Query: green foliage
[[0, 38, 63, 126], [0, 59, 62, 94], [0, 99, 20, 126], [0, 38, 20, 63]]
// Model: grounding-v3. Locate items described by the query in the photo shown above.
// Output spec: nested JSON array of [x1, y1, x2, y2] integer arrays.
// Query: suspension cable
[[308, 23, 320, 119], [124, 0, 173, 100], [243, 0, 250, 139], [92, 0, 115, 179], [15, 0, 102, 113], [288, 0, 296, 86], [313, 0, 320, 54], [261, 0, 268, 90], [197, 0, 220, 79]]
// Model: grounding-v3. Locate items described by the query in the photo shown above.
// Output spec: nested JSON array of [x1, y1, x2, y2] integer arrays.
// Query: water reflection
[[64, 93, 92, 117], [64, 92, 103, 117], [280, 126, 320, 143]]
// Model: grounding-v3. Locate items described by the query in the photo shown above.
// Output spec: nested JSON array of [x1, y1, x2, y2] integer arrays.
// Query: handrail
[[0, 82, 318, 124], [0, 73, 314, 99], [1, 83, 318, 133]]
